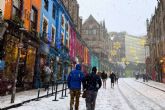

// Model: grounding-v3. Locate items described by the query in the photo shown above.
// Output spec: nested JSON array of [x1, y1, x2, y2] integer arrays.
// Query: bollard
[[51, 81, 54, 96], [52, 82, 59, 101], [36, 81, 41, 101], [35, 88, 41, 101], [60, 81, 65, 99], [46, 82, 50, 97], [64, 81, 68, 97]]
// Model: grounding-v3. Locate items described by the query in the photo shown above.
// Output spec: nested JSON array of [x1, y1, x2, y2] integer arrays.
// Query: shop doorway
[[57, 63, 62, 80], [16, 45, 36, 90]]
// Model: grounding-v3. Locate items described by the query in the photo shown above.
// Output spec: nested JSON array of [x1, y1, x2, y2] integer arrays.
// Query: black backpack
[[86, 73, 100, 91]]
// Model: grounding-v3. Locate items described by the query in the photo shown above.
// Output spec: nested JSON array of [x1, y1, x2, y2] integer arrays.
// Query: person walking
[[43, 63, 52, 91], [101, 71, 107, 89], [67, 64, 84, 110], [83, 67, 102, 110], [115, 73, 119, 84], [109, 72, 116, 88]]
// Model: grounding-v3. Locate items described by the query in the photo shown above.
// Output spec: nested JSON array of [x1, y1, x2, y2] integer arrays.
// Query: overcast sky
[[77, 0, 158, 36]]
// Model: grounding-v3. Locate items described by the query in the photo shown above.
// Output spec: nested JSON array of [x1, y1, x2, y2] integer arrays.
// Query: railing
[[0, 80, 69, 109], [36, 80, 68, 101]]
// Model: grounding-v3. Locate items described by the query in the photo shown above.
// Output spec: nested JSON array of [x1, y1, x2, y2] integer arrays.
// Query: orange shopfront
[[0, 21, 39, 94]]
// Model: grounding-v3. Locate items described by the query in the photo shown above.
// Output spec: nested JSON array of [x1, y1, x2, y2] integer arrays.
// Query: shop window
[[3, 36, 19, 79], [40, 54, 47, 83], [57, 64, 62, 80], [50, 58, 55, 81], [31, 7, 38, 31], [44, 0, 49, 11], [12, 0, 23, 19], [52, 3, 56, 19], [25, 46, 36, 84]]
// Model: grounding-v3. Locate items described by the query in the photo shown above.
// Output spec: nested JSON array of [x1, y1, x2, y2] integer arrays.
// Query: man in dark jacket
[[101, 71, 107, 89], [67, 64, 84, 110], [83, 67, 102, 110], [110, 72, 116, 88]]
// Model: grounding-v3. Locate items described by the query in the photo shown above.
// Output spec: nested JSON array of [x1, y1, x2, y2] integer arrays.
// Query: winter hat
[[92, 66, 97, 72], [76, 64, 81, 70]]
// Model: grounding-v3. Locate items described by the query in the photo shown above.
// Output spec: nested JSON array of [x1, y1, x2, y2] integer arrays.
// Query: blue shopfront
[[56, 1, 75, 81], [35, 40, 58, 88]]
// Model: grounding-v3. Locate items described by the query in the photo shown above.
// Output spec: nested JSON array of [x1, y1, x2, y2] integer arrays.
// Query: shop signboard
[[0, 60, 5, 70]]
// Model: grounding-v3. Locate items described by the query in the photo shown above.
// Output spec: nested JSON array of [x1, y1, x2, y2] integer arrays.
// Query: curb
[[136, 80, 165, 93], [1, 88, 68, 110]]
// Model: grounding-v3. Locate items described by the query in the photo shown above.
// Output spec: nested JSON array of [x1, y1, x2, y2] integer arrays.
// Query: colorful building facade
[[0, 0, 92, 95], [1, 0, 41, 91], [91, 53, 99, 71]]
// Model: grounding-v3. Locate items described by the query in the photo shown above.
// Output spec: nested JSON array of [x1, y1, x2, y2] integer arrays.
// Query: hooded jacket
[[83, 71, 102, 91], [67, 64, 84, 90]]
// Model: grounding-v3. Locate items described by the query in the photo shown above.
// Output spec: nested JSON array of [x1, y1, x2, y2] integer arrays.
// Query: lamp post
[[11, 28, 25, 103]]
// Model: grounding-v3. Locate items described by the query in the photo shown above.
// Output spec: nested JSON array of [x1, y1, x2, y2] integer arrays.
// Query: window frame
[[42, 15, 49, 38], [30, 6, 38, 31], [12, 0, 23, 18], [52, 3, 56, 19], [51, 25, 56, 44], [44, 0, 49, 11]]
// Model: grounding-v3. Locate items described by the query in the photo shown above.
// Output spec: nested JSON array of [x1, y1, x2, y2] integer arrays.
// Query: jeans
[[86, 90, 98, 110], [70, 90, 81, 110]]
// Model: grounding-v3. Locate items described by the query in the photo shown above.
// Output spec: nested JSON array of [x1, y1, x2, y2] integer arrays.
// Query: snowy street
[[4, 78, 165, 110]]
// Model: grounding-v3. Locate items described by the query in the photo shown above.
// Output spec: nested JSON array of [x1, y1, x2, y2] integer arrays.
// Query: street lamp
[[11, 28, 26, 103], [160, 59, 163, 64]]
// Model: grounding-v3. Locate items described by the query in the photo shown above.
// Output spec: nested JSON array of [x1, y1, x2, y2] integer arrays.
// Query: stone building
[[147, 0, 165, 82], [109, 32, 126, 63], [109, 32, 146, 75], [125, 35, 146, 64], [61, 0, 82, 33], [81, 15, 111, 72]]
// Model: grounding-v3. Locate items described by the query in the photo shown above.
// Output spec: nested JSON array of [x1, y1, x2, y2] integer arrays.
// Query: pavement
[[1, 78, 165, 110], [0, 83, 65, 110], [136, 78, 165, 92]]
